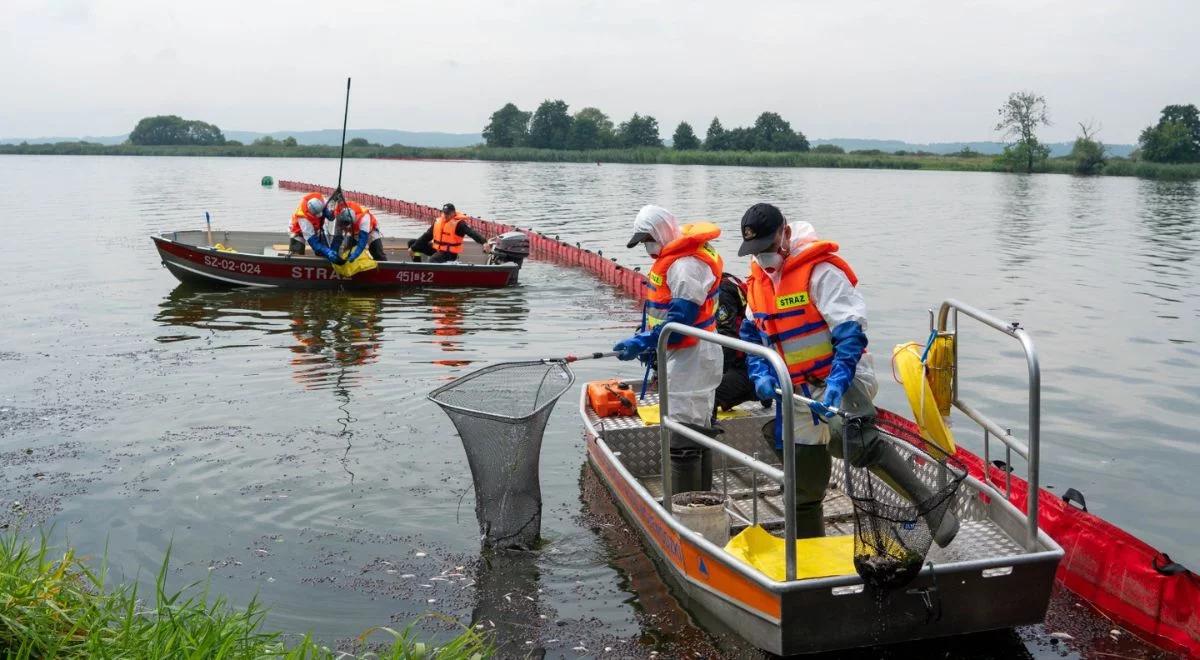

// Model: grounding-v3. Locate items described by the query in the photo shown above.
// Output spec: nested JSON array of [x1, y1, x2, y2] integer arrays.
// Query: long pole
[[334, 77, 351, 201], [205, 211, 212, 247]]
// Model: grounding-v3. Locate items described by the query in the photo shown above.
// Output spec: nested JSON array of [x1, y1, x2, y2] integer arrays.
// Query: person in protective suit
[[613, 205, 724, 493], [409, 203, 487, 263], [289, 192, 338, 262], [331, 201, 388, 263], [737, 203, 959, 544]]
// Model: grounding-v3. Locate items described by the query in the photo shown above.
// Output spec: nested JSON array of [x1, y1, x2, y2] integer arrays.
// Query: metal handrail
[[937, 299, 1042, 551], [656, 323, 800, 581]]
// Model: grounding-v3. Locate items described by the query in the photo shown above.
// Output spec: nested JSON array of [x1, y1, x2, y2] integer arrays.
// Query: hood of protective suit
[[631, 204, 682, 246], [753, 221, 821, 284]]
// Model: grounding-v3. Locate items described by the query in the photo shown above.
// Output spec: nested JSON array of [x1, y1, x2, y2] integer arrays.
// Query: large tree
[[1071, 122, 1106, 174], [618, 113, 663, 148], [129, 115, 225, 145], [750, 112, 808, 151], [994, 91, 1051, 173], [672, 122, 700, 150], [1139, 104, 1200, 163], [528, 99, 573, 149], [567, 107, 616, 150], [482, 103, 531, 148], [704, 117, 727, 151], [573, 107, 616, 147]]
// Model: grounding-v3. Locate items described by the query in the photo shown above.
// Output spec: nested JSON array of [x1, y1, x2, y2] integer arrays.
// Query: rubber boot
[[772, 443, 832, 538], [670, 424, 718, 493]]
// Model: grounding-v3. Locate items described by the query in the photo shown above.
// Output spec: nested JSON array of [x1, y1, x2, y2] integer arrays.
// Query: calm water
[[1, 155, 1195, 658]]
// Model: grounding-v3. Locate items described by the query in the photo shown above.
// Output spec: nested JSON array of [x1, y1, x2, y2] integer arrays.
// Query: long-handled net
[[428, 358, 578, 550], [841, 415, 967, 590]]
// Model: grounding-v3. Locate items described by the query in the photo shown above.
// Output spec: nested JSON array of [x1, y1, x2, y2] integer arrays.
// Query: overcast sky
[[4, 0, 1198, 143]]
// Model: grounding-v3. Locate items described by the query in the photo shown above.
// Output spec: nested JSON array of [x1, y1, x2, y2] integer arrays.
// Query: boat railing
[[656, 323, 804, 581], [936, 299, 1041, 551]]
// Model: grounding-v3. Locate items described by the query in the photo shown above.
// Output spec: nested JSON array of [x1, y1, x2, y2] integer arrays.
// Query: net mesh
[[842, 415, 967, 590], [429, 360, 575, 550]]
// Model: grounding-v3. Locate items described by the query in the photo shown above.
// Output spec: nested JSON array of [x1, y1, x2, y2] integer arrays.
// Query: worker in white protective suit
[[614, 205, 724, 493], [738, 203, 958, 544]]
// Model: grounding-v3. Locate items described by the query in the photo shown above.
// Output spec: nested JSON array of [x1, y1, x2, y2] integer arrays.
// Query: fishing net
[[429, 360, 575, 550], [841, 415, 967, 590]]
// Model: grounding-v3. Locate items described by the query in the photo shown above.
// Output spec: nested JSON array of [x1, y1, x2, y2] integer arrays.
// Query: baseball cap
[[737, 203, 786, 256]]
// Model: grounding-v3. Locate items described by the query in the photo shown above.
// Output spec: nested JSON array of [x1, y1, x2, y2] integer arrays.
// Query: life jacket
[[745, 241, 858, 384], [290, 192, 326, 236], [643, 223, 724, 349], [432, 212, 468, 254], [336, 201, 378, 235]]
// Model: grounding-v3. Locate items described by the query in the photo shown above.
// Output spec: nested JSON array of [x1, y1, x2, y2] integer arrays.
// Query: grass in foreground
[[0, 533, 490, 659]]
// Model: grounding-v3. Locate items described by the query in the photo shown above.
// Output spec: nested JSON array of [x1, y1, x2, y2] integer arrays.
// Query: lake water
[[0, 155, 1195, 658]]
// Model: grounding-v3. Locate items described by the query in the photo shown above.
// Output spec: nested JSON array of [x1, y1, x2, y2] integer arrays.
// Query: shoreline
[[2, 143, 1199, 180]]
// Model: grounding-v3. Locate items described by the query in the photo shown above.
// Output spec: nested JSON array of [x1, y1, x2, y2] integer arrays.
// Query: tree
[[617, 113, 663, 148], [281, 136, 298, 147], [704, 117, 727, 151], [346, 137, 374, 147], [672, 122, 700, 150], [482, 102, 531, 148], [813, 144, 844, 154], [750, 112, 809, 151], [573, 107, 616, 147], [129, 115, 225, 145], [1070, 121, 1106, 175], [252, 136, 278, 147], [1138, 104, 1200, 163], [994, 91, 1051, 173], [528, 99, 573, 149]]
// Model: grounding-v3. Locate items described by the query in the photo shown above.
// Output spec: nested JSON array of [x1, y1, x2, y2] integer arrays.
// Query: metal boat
[[152, 230, 521, 289], [579, 300, 1064, 655]]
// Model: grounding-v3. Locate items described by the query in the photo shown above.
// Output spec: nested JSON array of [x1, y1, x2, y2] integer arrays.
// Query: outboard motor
[[487, 231, 531, 266]]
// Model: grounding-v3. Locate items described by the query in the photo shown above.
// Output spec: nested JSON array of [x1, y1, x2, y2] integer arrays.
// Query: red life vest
[[290, 192, 326, 236], [644, 223, 724, 349], [432, 212, 468, 254], [745, 241, 858, 384]]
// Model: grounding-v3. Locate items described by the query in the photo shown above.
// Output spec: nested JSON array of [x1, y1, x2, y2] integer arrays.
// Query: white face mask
[[755, 251, 784, 272], [644, 241, 660, 257]]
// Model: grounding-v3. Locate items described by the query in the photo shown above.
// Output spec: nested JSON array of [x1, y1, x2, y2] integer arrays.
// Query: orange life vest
[[643, 223, 724, 349], [745, 241, 858, 384], [290, 192, 326, 236], [432, 212, 468, 254], [335, 201, 378, 235]]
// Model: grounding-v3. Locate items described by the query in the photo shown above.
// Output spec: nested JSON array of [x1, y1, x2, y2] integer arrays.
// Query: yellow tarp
[[212, 243, 236, 253], [636, 404, 749, 426], [891, 342, 957, 455], [331, 249, 378, 278], [723, 525, 857, 581]]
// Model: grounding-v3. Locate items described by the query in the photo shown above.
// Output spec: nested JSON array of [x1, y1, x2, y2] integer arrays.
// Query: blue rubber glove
[[307, 235, 338, 262], [661, 298, 701, 347], [747, 357, 779, 401], [812, 321, 868, 418], [347, 230, 370, 262], [613, 333, 654, 361]]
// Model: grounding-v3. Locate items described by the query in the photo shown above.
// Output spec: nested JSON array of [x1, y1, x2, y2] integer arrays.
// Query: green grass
[[0, 533, 491, 659], [3, 142, 1200, 179]]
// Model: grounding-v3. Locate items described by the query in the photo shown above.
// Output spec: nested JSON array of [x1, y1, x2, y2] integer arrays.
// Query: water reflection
[[471, 552, 544, 658], [995, 174, 1045, 277]]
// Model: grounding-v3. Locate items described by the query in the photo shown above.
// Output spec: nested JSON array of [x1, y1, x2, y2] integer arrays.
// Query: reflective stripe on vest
[[644, 223, 724, 350], [290, 192, 325, 235], [746, 241, 858, 383], [432, 214, 465, 254]]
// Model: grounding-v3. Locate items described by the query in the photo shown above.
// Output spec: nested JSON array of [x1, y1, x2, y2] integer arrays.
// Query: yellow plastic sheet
[[890, 342, 957, 455], [723, 525, 857, 581], [212, 243, 236, 253], [331, 249, 378, 278], [636, 404, 748, 426]]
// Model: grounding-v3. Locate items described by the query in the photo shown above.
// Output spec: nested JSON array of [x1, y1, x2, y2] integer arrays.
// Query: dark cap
[[737, 203, 786, 256], [442, 203, 455, 213], [625, 231, 652, 249]]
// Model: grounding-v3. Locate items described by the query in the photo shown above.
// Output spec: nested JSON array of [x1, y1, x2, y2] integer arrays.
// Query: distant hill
[[810, 138, 1136, 158], [0, 129, 483, 148]]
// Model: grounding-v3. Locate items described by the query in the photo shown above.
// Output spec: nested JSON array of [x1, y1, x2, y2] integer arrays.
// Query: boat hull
[[152, 233, 519, 290]]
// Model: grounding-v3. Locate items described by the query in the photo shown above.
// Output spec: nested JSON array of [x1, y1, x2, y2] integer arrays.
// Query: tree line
[[482, 100, 809, 152]]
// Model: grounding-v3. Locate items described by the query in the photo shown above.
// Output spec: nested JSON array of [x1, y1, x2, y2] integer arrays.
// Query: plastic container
[[672, 491, 731, 547], [586, 379, 637, 417]]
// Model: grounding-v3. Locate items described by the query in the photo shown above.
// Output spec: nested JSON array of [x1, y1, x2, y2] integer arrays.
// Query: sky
[[3, 0, 1198, 144]]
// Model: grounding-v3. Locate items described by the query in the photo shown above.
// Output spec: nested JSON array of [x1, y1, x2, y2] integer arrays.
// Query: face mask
[[644, 241, 660, 257], [755, 251, 783, 272]]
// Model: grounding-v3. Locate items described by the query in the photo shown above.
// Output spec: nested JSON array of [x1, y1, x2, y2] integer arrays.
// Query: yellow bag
[[212, 243, 236, 253], [636, 404, 748, 426], [331, 248, 378, 278], [723, 525, 857, 581], [891, 342, 957, 456]]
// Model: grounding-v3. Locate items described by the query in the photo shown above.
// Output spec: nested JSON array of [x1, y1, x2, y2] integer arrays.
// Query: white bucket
[[672, 491, 731, 547]]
